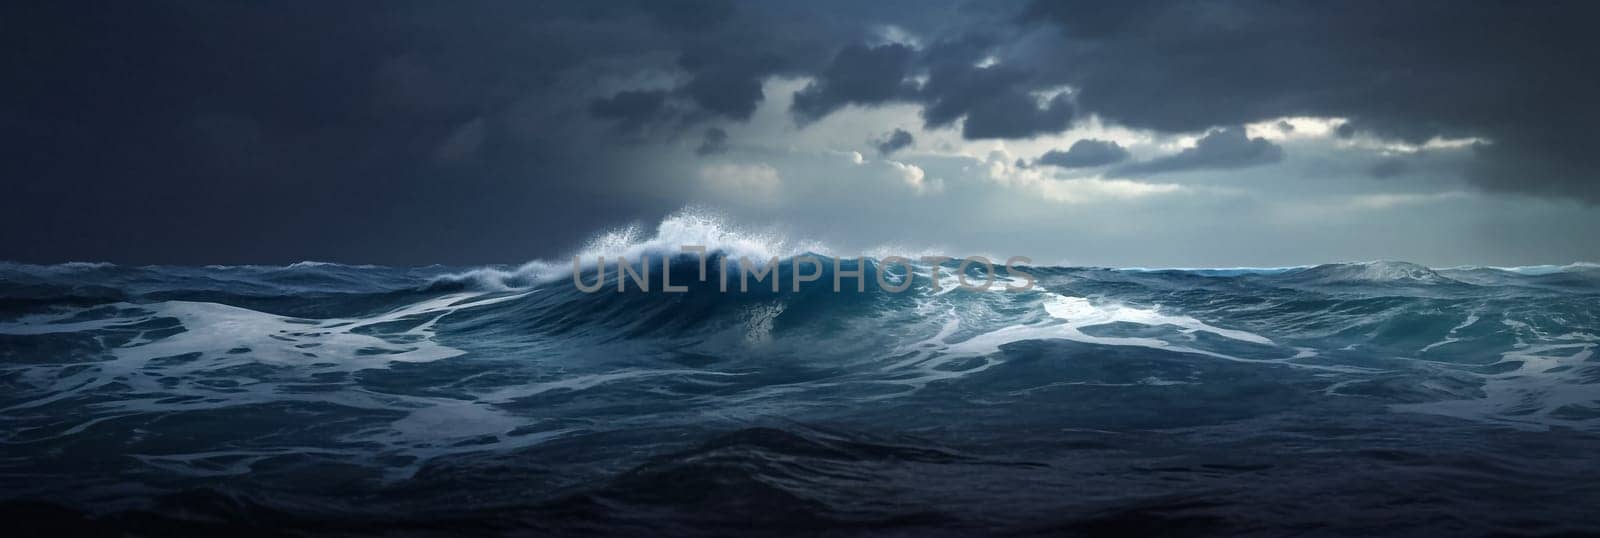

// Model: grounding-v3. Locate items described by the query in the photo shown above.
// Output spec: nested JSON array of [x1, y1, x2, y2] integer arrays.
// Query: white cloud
[[979, 149, 1183, 203], [885, 160, 940, 193], [1044, 178, 1185, 202], [872, 25, 922, 49], [699, 163, 782, 206], [1239, 116, 1486, 155], [1244, 116, 1348, 140], [822, 149, 866, 164], [1370, 136, 1488, 155], [1346, 191, 1472, 210]]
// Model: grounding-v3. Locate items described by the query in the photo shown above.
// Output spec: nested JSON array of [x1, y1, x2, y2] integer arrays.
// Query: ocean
[[3, 216, 1598, 536]]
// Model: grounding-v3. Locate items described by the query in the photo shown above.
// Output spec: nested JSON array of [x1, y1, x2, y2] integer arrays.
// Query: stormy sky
[[4, 0, 1599, 267]]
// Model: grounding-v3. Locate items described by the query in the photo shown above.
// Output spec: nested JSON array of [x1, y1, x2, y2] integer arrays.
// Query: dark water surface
[[3, 257, 1598, 536]]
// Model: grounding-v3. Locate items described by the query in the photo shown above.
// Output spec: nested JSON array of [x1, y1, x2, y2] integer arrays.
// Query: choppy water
[[3, 222, 1599, 535]]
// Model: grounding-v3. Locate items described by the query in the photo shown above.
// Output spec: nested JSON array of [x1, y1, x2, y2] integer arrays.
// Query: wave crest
[[437, 209, 828, 290]]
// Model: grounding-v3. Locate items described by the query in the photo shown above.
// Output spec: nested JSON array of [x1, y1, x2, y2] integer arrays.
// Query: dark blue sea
[[3, 222, 1599, 536]]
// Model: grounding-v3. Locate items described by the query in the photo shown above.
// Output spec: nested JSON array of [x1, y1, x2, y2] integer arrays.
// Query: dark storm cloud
[[695, 127, 730, 156], [787, 34, 1081, 140], [5, 0, 1599, 265], [1, 0, 925, 264], [590, 90, 671, 131], [876, 129, 915, 156], [1112, 127, 1283, 176], [959, 92, 1074, 139], [0, 0, 805, 264], [915, 41, 1078, 140], [1037, 139, 1130, 168], [631, 0, 737, 31], [791, 44, 917, 122], [679, 49, 787, 121], [1017, 0, 1600, 201]]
